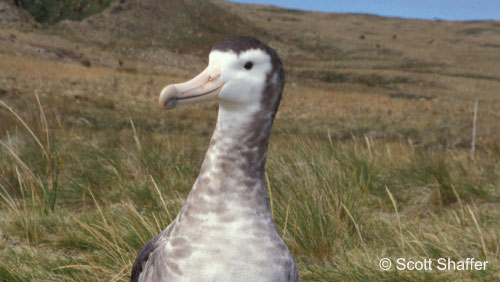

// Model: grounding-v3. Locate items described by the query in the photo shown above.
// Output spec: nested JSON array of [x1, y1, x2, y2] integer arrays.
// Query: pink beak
[[159, 62, 224, 109]]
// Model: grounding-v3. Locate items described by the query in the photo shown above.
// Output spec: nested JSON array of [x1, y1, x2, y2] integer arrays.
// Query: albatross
[[131, 36, 298, 282]]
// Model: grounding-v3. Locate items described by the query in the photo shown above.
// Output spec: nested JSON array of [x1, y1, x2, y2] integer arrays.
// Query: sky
[[228, 0, 500, 21]]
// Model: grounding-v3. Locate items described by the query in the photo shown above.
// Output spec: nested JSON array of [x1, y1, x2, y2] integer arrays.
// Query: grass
[[1, 1, 500, 281], [0, 91, 498, 281]]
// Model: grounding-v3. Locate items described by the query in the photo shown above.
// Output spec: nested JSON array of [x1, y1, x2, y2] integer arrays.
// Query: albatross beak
[[159, 63, 224, 109]]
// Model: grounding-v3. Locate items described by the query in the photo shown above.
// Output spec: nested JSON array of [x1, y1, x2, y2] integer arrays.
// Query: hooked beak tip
[[165, 99, 177, 109], [159, 85, 179, 110]]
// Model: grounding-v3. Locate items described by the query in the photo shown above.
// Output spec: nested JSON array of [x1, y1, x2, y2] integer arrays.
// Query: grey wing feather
[[289, 265, 299, 282], [130, 236, 160, 282], [131, 224, 174, 282]]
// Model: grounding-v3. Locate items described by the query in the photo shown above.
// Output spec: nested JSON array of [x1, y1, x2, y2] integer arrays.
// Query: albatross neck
[[184, 104, 275, 215], [211, 104, 273, 172]]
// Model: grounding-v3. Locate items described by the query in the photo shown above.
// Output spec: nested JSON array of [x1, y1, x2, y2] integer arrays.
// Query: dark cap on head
[[212, 36, 284, 80]]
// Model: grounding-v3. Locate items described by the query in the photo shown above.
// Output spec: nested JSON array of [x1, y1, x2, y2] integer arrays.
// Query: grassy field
[[1, 1, 499, 281]]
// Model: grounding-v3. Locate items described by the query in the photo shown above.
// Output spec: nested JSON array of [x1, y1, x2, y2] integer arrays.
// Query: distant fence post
[[471, 98, 478, 154]]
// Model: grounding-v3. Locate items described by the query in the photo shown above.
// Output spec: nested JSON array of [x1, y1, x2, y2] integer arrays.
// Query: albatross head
[[159, 37, 284, 116]]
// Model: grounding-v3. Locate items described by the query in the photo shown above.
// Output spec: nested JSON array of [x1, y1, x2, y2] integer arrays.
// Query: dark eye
[[244, 61, 253, 70]]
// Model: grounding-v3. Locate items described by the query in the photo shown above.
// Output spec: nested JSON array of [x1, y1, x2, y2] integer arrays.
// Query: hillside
[[0, 1, 499, 281], [3, 0, 500, 145], [56, 0, 265, 54]]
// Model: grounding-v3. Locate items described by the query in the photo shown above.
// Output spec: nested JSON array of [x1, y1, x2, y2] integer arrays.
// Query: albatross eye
[[244, 61, 253, 70]]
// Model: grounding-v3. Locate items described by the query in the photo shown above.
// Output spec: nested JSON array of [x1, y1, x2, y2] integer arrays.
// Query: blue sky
[[228, 0, 500, 21]]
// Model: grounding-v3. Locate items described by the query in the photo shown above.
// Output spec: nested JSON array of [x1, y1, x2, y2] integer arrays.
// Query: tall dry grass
[[0, 93, 498, 281]]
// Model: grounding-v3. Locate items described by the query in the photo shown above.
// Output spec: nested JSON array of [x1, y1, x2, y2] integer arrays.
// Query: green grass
[[0, 94, 498, 281]]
